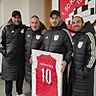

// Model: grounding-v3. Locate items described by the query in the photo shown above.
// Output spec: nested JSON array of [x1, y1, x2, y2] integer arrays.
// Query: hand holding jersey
[[29, 55, 33, 64], [61, 61, 67, 73]]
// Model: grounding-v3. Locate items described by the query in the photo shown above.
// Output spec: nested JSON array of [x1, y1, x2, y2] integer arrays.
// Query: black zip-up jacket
[[25, 22, 46, 83], [41, 23, 72, 96], [0, 19, 28, 80], [71, 21, 96, 96], [41, 25, 72, 64]]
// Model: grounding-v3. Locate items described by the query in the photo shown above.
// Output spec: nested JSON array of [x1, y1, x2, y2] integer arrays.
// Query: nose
[[73, 22, 78, 27]]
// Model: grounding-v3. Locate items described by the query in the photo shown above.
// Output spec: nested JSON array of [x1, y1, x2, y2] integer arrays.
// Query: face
[[12, 16, 22, 25], [30, 17, 40, 31], [72, 17, 84, 32], [50, 15, 61, 27]]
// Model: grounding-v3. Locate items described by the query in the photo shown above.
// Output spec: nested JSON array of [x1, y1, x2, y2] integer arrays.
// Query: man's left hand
[[61, 61, 67, 73]]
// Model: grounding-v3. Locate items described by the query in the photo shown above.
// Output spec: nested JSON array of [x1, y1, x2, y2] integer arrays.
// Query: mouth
[[74, 26, 79, 28]]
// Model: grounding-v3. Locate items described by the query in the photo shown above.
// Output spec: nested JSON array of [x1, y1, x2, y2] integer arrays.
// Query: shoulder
[[85, 32, 95, 43], [25, 27, 32, 34], [1, 23, 11, 31]]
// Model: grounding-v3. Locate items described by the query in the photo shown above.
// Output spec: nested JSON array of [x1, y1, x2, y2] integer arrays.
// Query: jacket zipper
[[48, 28, 54, 51]]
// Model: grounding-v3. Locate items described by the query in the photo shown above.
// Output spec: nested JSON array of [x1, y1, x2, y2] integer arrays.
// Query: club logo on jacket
[[20, 29, 24, 33], [27, 34, 30, 37], [78, 41, 83, 48], [45, 36, 48, 39], [36, 35, 41, 40], [54, 35, 59, 41], [11, 30, 14, 34], [72, 42, 74, 45]]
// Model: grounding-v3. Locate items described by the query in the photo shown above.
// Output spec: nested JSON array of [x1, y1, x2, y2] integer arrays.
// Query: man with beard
[[71, 16, 96, 96], [0, 10, 27, 96]]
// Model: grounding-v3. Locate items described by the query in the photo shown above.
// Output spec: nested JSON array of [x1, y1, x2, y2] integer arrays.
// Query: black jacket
[[41, 24, 72, 63], [72, 21, 96, 96], [41, 23, 72, 96], [25, 22, 46, 83], [0, 19, 28, 80]]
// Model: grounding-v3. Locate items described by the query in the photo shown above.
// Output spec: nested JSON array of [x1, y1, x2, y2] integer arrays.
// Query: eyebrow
[[72, 20, 81, 23]]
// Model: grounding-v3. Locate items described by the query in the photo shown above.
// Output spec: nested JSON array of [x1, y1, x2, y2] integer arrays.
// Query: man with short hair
[[25, 15, 47, 86], [0, 10, 28, 96], [41, 10, 73, 96], [71, 16, 96, 96]]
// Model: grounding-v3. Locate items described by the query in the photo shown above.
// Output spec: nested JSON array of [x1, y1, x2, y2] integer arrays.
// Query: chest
[[44, 31, 64, 46], [72, 35, 88, 53]]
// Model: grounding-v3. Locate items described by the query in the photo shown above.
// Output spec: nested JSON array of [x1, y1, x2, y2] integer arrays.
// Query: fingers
[[29, 58, 33, 64], [61, 64, 65, 73], [61, 61, 67, 73]]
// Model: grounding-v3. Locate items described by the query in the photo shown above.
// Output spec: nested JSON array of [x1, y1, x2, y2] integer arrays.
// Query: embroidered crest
[[36, 35, 41, 40], [11, 30, 14, 34], [45, 36, 48, 39], [27, 34, 30, 37], [54, 35, 59, 41], [78, 41, 83, 48], [21, 29, 24, 33]]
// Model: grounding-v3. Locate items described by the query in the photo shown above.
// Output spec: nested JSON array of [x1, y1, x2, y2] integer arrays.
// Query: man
[[0, 10, 28, 96], [71, 16, 96, 96], [25, 15, 47, 86], [41, 10, 72, 96]]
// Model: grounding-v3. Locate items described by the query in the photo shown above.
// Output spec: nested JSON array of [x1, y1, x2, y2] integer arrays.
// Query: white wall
[[52, 0, 59, 10], [29, 0, 44, 23], [0, 1, 2, 26], [0, 0, 46, 26], [0, 0, 29, 26]]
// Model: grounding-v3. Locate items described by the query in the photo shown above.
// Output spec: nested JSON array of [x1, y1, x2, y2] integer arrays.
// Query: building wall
[[0, 0, 61, 27], [52, 0, 59, 10], [0, 0, 29, 26], [0, 1, 2, 26], [29, 0, 44, 23], [0, 0, 45, 26]]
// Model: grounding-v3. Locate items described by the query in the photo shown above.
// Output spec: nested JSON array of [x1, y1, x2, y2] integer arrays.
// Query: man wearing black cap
[[0, 10, 28, 96], [41, 10, 72, 96]]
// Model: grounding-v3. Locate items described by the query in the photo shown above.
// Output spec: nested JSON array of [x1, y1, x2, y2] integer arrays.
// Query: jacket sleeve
[[0, 26, 6, 56], [63, 30, 73, 64], [84, 32, 96, 76]]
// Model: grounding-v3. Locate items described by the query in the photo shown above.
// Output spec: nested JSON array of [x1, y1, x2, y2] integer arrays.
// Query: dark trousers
[[5, 79, 24, 96], [62, 68, 68, 96]]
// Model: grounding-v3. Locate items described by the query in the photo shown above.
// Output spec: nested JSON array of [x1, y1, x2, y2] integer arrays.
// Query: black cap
[[12, 10, 21, 17], [50, 10, 60, 17]]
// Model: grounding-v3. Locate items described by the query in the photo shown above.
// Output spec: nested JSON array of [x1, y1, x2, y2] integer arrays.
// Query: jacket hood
[[38, 21, 47, 32], [80, 21, 95, 34]]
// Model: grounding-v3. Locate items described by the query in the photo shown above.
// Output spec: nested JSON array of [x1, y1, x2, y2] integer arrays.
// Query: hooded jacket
[[25, 22, 47, 83], [0, 19, 28, 80], [72, 21, 96, 96]]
